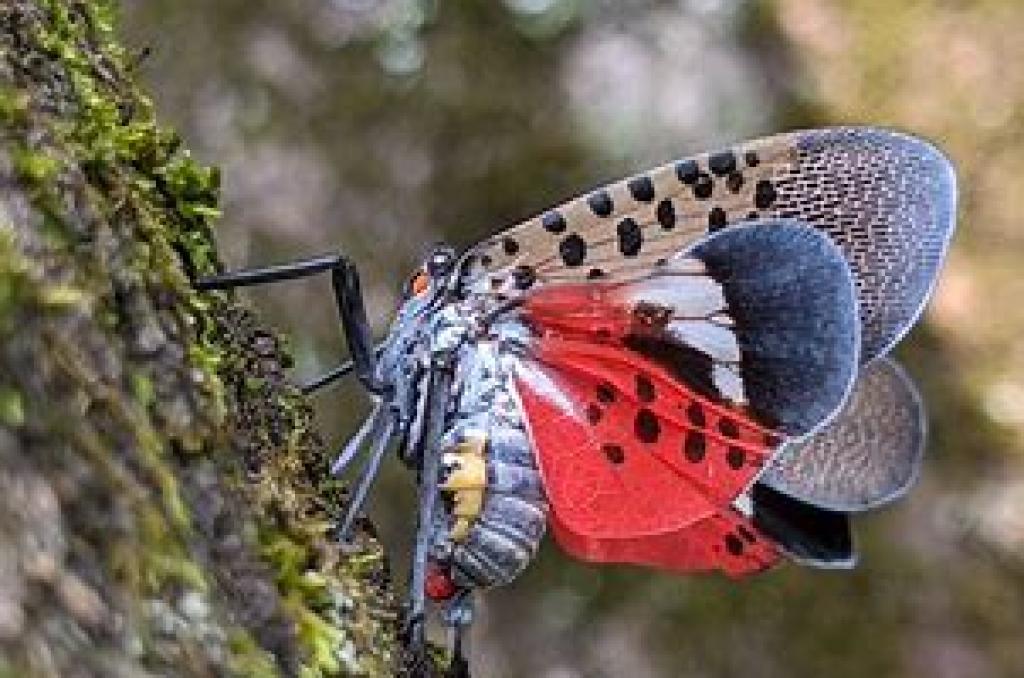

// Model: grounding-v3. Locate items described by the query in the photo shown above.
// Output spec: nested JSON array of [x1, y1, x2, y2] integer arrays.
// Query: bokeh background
[[119, 1, 1024, 676]]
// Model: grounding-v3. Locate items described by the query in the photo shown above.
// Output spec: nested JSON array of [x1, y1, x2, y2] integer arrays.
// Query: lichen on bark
[[0, 1, 400, 675]]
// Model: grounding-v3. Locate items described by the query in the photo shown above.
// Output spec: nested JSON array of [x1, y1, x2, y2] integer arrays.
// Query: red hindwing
[[516, 336, 780, 577]]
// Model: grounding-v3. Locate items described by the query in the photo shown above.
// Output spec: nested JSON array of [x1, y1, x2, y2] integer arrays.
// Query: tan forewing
[[459, 127, 957, 363], [459, 132, 797, 293]]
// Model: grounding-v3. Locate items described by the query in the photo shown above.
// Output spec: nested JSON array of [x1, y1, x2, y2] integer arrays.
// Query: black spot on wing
[[627, 175, 655, 202], [588, 190, 614, 217], [634, 409, 661, 444], [676, 160, 699, 185], [602, 443, 625, 465], [559, 234, 587, 267], [617, 218, 643, 257], [656, 199, 676, 230], [542, 210, 566, 234], [709, 150, 737, 176], [684, 431, 706, 462]]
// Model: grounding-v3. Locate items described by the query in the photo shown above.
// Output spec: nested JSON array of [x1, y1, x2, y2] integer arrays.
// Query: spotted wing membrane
[[461, 126, 956, 363]]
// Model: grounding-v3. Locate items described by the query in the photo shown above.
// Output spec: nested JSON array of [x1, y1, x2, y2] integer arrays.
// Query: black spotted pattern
[[596, 382, 616, 404], [708, 207, 727, 231], [693, 173, 714, 200], [587, 267, 605, 280], [627, 176, 655, 202], [709, 150, 737, 176], [744, 150, 760, 167], [602, 444, 625, 465], [718, 417, 739, 438], [725, 534, 744, 556], [559, 233, 587, 267], [726, 446, 745, 470], [617, 218, 643, 257], [635, 374, 655, 403], [726, 171, 744, 194], [588, 190, 614, 217], [586, 404, 602, 425], [542, 210, 566, 233], [656, 198, 676, 229], [754, 179, 777, 209], [686, 402, 705, 427], [502, 237, 519, 255], [684, 431, 706, 462], [675, 159, 699, 184], [635, 409, 660, 444]]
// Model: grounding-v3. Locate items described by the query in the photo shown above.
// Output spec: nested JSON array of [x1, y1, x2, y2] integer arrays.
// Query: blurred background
[[120, 1, 1024, 676]]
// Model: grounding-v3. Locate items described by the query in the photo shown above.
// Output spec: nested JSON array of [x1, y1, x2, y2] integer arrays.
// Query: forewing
[[759, 357, 925, 512], [514, 338, 780, 576], [461, 127, 956, 362]]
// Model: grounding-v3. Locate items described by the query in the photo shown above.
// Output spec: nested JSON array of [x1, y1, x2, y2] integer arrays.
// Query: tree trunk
[[0, 1, 407, 675]]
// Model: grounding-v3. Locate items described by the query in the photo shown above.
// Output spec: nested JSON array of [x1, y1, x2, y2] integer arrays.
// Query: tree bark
[[0, 1, 405, 675]]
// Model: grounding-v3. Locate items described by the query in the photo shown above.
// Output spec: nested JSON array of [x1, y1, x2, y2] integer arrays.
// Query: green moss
[[0, 387, 24, 427], [1, 0, 400, 674]]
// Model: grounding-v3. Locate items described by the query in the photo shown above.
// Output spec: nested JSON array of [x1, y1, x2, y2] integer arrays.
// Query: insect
[[196, 127, 956, 676]]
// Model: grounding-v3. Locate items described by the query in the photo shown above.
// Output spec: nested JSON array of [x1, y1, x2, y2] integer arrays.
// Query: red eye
[[410, 270, 430, 297]]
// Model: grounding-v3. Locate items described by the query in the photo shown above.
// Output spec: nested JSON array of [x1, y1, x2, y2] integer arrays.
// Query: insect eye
[[409, 270, 431, 297]]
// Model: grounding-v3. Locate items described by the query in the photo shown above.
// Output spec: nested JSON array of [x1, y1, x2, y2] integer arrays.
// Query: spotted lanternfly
[[196, 127, 957, 675]]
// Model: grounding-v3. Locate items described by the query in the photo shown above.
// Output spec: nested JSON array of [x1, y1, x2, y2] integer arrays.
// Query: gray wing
[[775, 128, 957, 362], [759, 357, 925, 512]]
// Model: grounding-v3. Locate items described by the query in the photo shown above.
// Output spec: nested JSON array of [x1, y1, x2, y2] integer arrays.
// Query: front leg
[[403, 350, 456, 667], [194, 253, 380, 392]]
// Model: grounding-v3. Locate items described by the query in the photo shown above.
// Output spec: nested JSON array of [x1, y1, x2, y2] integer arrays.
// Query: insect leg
[[335, 412, 395, 542], [300, 360, 355, 394], [405, 352, 455, 655], [443, 590, 474, 678], [330, 398, 386, 476], [194, 253, 346, 290], [194, 253, 380, 393]]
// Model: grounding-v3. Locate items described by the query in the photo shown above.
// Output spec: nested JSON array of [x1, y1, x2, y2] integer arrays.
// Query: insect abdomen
[[449, 424, 548, 589]]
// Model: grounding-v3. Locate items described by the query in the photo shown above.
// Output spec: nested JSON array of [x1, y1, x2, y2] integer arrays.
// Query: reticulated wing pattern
[[759, 357, 925, 512], [458, 127, 956, 362], [769, 128, 956, 360]]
